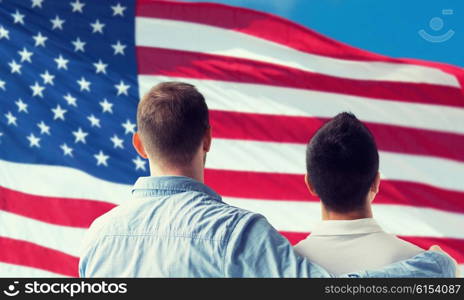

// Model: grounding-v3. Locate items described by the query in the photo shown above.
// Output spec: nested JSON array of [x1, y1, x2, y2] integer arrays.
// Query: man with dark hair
[[79, 84, 456, 277], [294, 112, 425, 276]]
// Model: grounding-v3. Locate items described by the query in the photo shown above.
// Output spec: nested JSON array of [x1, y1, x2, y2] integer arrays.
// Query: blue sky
[[184, 0, 463, 67]]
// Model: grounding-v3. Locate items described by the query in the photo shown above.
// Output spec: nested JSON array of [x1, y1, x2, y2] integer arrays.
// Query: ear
[[304, 174, 318, 197], [132, 132, 148, 159], [370, 171, 381, 194], [203, 126, 212, 152]]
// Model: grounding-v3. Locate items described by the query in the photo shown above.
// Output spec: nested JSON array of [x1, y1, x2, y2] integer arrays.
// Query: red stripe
[[137, 46, 464, 108], [136, 0, 464, 89], [0, 237, 78, 277], [205, 169, 464, 214], [210, 110, 464, 163], [1, 173, 462, 228], [280, 231, 464, 264], [0, 186, 116, 228]]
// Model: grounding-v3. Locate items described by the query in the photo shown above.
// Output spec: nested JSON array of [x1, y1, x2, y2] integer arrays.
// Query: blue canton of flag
[[0, 0, 148, 185]]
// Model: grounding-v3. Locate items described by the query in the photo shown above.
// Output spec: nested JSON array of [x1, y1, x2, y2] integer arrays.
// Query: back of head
[[306, 112, 379, 213], [136, 82, 209, 166]]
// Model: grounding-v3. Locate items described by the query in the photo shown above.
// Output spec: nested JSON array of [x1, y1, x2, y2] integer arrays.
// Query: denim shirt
[[79, 176, 455, 277]]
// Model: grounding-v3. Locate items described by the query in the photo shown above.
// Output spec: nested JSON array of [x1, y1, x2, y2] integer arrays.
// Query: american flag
[[0, 0, 463, 277]]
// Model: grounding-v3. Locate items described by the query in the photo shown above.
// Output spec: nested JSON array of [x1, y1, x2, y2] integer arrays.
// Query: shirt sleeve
[[223, 214, 332, 278], [343, 251, 456, 278]]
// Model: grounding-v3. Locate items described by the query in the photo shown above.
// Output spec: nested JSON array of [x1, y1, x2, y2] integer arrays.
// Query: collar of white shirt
[[310, 218, 384, 236]]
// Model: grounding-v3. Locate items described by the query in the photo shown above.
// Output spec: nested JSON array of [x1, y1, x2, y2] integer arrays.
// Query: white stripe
[[0, 159, 131, 204], [206, 138, 464, 193], [0, 210, 85, 256], [0, 262, 64, 277], [138, 75, 464, 135], [136, 17, 460, 88], [223, 197, 464, 239]]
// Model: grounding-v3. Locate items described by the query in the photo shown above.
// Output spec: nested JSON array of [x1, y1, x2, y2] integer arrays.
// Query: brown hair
[[137, 82, 209, 166]]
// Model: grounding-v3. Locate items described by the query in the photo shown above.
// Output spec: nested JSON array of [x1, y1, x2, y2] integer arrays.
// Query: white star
[[33, 32, 47, 47], [70, 0, 85, 13], [99, 98, 113, 113], [72, 127, 88, 143], [63, 93, 77, 107], [5, 112, 17, 126], [110, 134, 124, 149], [93, 59, 108, 74], [18, 48, 33, 63], [94, 150, 109, 166], [8, 60, 22, 74], [115, 80, 130, 96], [72, 37, 86, 52], [12, 10, 25, 24], [50, 15, 65, 30], [30, 81, 45, 98], [77, 77, 91, 92], [132, 156, 147, 171], [40, 70, 55, 85], [111, 41, 126, 55], [87, 114, 101, 128], [60, 143, 73, 157], [122, 119, 136, 134], [111, 3, 127, 16], [0, 80, 5, 91], [27, 133, 41, 148], [0, 26, 10, 40], [31, 0, 44, 8], [51, 104, 67, 121], [54, 54, 69, 70], [90, 19, 105, 34], [15, 99, 28, 113], [37, 121, 51, 135]]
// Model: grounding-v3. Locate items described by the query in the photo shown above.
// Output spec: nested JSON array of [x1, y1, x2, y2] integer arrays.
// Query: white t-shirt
[[294, 218, 424, 276]]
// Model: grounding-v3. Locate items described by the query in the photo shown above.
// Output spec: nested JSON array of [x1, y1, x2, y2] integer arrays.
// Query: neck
[[148, 159, 204, 183], [321, 204, 373, 221]]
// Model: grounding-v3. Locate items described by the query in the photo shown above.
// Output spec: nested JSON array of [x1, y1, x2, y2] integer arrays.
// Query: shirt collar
[[132, 176, 222, 201], [310, 218, 384, 236]]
